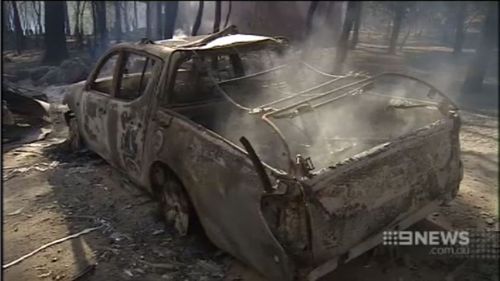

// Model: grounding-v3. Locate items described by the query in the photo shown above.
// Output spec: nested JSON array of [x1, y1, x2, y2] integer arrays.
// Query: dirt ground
[[2, 42, 499, 281]]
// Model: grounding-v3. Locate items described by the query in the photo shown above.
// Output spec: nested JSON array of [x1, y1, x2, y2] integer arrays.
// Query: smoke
[[175, 1, 222, 36], [173, 2, 472, 173], [173, 29, 188, 39], [185, 44, 446, 172]]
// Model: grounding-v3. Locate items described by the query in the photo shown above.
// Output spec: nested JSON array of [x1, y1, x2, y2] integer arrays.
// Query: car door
[[105, 50, 164, 179], [80, 51, 121, 161]]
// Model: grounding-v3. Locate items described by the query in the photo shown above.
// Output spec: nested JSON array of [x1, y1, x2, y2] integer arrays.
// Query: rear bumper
[[305, 199, 442, 281], [258, 115, 462, 280]]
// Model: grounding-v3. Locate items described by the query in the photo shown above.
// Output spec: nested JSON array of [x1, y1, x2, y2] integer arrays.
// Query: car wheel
[[67, 117, 82, 152], [154, 167, 191, 236]]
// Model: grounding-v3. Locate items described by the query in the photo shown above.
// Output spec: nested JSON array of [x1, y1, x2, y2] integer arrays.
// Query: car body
[[63, 26, 463, 281]]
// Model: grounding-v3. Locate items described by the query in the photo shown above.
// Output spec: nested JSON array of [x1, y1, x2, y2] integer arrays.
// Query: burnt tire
[[152, 165, 192, 236], [67, 117, 83, 152]]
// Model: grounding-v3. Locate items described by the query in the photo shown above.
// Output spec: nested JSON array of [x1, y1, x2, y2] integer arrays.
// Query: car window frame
[[85, 50, 122, 97], [85, 48, 165, 103], [165, 52, 231, 107]]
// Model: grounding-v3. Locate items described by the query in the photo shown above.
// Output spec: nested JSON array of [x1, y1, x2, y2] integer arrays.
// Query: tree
[[2, 2, 9, 36], [156, 1, 162, 39], [192, 1, 204, 36], [19, 2, 30, 35], [334, 1, 358, 73], [122, 1, 130, 33], [31, 1, 43, 47], [453, 2, 467, 55], [385, 18, 392, 40], [32, 1, 42, 35], [398, 24, 411, 51], [3, 1, 13, 51], [213, 0, 221, 33], [73, 1, 86, 49], [463, 2, 498, 91], [388, 3, 405, 54], [43, 1, 68, 64], [114, 1, 122, 42], [79, 1, 86, 33], [349, 1, 362, 49], [328, 2, 343, 45], [439, 4, 456, 45], [92, 1, 108, 56], [305, 1, 319, 37], [133, 1, 138, 30], [398, 3, 419, 51], [12, 1, 25, 54], [224, 1, 232, 27], [164, 1, 178, 39], [91, 1, 98, 50], [146, 2, 151, 38], [74, 2, 81, 35], [63, 1, 70, 35]]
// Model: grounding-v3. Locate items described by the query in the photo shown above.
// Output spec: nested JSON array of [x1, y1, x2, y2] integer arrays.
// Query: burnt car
[[63, 26, 463, 280]]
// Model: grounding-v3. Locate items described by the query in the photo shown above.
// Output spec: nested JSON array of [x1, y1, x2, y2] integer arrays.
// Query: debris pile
[[7, 56, 92, 86], [1, 81, 65, 150]]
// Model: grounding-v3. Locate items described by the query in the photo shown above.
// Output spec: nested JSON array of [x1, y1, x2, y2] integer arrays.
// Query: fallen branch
[[137, 259, 180, 270], [2, 225, 102, 269]]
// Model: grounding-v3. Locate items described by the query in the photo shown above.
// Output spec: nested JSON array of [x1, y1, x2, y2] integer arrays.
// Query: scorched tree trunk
[[43, 1, 68, 64]]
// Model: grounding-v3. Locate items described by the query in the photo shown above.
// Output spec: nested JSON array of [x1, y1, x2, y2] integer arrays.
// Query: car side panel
[[105, 64, 163, 179], [143, 109, 295, 281]]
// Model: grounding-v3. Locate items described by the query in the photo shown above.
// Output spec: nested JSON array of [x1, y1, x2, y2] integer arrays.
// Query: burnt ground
[[2, 42, 499, 281]]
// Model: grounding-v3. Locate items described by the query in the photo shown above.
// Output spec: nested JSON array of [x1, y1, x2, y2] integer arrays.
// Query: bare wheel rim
[[160, 176, 190, 236]]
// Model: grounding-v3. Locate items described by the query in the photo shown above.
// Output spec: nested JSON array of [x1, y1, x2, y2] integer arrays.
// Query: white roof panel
[[198, 34, 275, 49]]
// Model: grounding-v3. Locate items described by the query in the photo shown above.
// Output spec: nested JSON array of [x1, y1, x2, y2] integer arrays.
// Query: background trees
[[453, 2, 467, 54], [463, 1, 498, 91], [114, 1, 122, 43], [2, 1, 497, 93], [387, 2, 406, 54], [12, 1, 25, 54], [334, 1, 359, 73]]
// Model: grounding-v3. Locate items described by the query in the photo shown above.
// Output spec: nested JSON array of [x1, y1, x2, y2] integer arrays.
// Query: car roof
[[111, 28, 286, 59]]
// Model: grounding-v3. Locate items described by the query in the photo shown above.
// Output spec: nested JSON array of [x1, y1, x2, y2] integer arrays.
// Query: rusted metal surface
[[306, 116, 461, 263], [63, 30, 463, 281]]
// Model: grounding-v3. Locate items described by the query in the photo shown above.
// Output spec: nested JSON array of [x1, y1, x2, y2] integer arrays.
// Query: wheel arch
[[148, 161, 196, 210], [148, 160, 201, 233], [148, 161, 184, 195]]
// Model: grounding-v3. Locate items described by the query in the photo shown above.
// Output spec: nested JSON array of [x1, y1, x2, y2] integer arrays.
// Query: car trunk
[[304, 106, 461, 260], [171, 72, 456, 172], [267, 92, 450, 171]]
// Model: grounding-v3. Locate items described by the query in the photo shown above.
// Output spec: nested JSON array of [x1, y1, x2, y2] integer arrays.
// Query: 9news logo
[[383, 231, 470, 246]]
